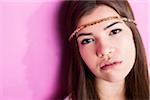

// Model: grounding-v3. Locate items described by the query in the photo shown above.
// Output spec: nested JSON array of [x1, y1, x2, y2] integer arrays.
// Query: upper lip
[[100, 60, 122, 68]]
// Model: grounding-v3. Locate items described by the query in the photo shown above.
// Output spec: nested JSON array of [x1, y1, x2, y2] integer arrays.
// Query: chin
[[102, 76, 126, 83]]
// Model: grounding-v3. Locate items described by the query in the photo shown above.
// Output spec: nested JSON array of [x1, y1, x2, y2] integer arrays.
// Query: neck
[[96, 79, 125, 100]]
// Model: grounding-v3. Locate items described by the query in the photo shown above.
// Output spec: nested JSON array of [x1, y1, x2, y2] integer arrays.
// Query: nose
[[96, 40, 115, 59]]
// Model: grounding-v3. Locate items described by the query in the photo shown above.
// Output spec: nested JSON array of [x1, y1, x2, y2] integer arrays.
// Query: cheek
[[79, 45, 96, 67], [124, 39, 136, 66], [113, 29, 136, 68], [117, 29, 135, 55], [124, 33, 136, 57], [121, 34, 136, 69]]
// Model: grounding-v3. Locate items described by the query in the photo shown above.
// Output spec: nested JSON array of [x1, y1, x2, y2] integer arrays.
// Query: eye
[[81, 38, 94, 45], [109, 29, 122, 36]]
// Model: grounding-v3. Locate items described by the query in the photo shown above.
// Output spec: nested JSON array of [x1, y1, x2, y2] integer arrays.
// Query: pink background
[[0, 0, 149, 100]]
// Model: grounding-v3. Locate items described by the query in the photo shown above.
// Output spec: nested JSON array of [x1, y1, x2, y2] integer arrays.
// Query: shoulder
[[64, 96, 69, 100], [64, 94, 72, 100]]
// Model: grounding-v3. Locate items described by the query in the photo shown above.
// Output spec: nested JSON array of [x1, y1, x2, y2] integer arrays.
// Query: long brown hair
[[61, 0, 149, 99]]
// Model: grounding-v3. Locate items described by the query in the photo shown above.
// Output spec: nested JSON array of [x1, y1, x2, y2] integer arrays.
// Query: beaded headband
[[69, 16, 136, 41]]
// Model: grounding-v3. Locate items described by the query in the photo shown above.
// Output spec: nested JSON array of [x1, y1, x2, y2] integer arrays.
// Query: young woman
[[60, 0, 149, 100]]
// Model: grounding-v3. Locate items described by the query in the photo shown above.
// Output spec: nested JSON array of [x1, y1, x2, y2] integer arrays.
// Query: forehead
[[77, 5, 120, 27]]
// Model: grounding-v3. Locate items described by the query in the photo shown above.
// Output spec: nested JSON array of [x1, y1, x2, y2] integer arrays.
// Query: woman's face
[[76, 5, 136, 82]]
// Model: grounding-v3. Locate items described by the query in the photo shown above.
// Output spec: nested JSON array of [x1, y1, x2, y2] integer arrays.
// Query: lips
[[100, 61, 122, 70]]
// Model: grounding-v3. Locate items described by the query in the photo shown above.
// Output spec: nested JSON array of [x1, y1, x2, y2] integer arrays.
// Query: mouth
[[100, 61, 122, 70]]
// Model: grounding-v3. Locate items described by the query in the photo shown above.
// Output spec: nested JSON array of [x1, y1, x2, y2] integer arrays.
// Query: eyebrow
[[104, 21, 122, 30], [77, 33, 93, 39], [77, 21, 122, 39]]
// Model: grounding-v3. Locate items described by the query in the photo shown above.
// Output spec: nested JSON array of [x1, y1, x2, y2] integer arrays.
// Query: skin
[[76, 5, 136, 100]]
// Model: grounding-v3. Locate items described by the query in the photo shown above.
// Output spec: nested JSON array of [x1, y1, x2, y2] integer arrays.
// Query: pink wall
[[1, 0, 149, 100]]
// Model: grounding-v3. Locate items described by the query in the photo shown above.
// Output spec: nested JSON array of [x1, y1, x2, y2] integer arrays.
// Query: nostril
[[108, 51, 112, 54], [96, 47, 115, 59]]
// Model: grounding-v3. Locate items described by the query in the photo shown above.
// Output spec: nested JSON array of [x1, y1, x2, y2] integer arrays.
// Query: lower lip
[[100, 61, 122, 70]]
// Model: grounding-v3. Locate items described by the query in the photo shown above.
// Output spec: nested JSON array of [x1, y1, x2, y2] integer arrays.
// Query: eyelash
[[80, 28, 122, 45], [81, 38, 94, 45], [109, 28, 122, 36]]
